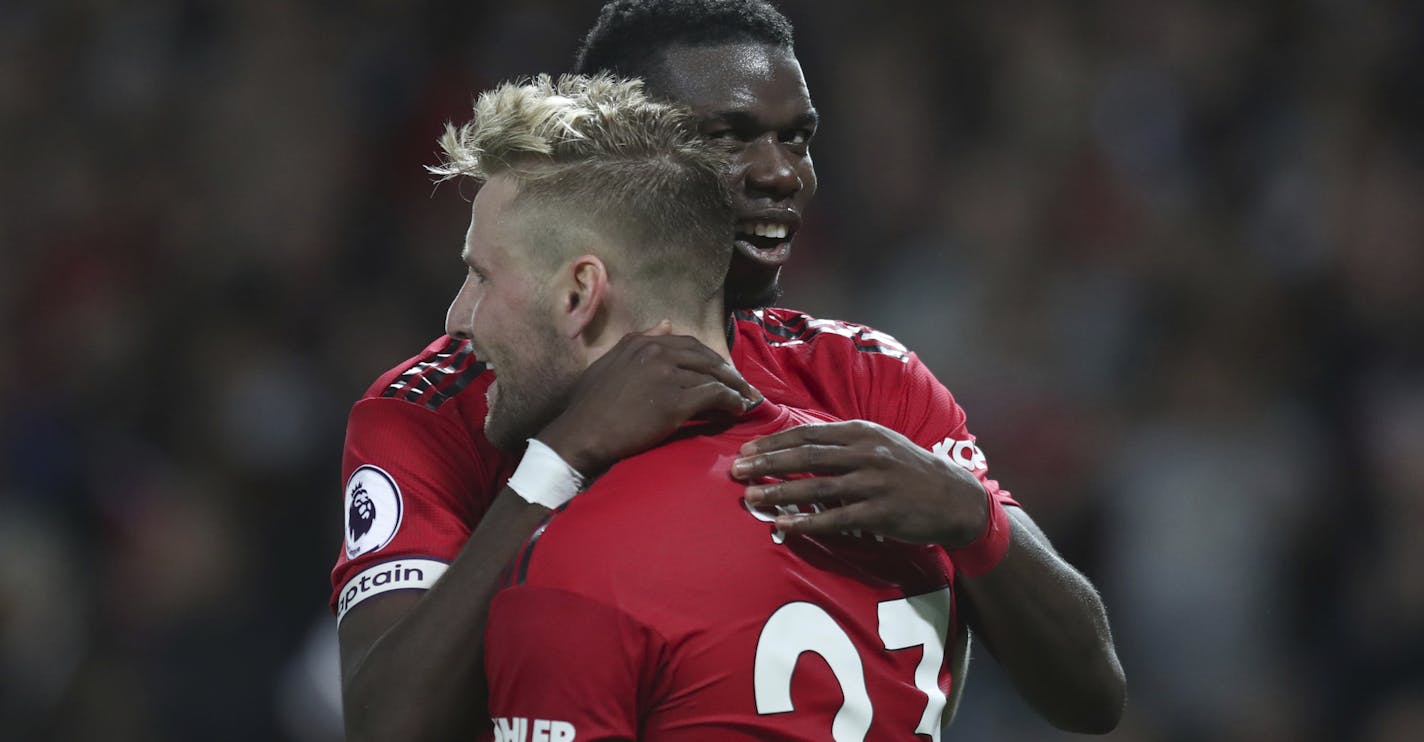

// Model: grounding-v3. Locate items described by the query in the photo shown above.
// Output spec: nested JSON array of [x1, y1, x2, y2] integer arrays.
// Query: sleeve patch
[[344, 464, 404, 559], [335, 558, 448, 624], [931, 437, 988, 472]]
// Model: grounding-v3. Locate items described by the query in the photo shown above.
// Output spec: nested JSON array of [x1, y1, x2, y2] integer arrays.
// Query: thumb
[[640, 319, 674, 336]]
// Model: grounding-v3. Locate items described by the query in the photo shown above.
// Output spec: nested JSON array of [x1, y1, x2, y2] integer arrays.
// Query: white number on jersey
[[752, 588, 953, 741]]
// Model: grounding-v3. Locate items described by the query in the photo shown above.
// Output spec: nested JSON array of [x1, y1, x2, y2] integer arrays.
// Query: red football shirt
[[486, 400, 959, 742], [330, 309, 1014, 620]]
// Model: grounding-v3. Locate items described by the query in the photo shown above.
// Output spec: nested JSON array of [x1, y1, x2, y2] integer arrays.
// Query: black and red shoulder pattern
[[367, 335, 488, 411], [734, 308, 910, 362]]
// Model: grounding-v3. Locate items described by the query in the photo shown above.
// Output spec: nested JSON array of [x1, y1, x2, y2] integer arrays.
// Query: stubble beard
[[483, 335, 579, 453]]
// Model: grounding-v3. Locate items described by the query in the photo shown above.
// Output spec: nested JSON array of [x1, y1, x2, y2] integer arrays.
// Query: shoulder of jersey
[[733, 307, 910, 362], [361, 335, 492, 411]]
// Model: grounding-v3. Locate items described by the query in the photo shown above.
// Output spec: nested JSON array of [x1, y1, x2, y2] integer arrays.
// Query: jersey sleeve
[[737, 309, 1019, 510], [329, 396, 490, 621], [871, 351, 1019, 509], [485, 586, 668, 742]]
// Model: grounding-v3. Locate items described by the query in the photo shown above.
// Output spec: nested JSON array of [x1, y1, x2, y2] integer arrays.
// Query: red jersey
[[330, 308, 1015, 621], [486, 400, 958, 741]]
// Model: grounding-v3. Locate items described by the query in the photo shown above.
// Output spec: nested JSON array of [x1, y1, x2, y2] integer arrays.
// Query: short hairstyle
[[573, 0, 794, 87], [430, 73, 734, 312]]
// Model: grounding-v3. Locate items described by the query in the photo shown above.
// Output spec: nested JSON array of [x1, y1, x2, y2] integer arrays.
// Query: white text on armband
[[336, 558, 448, 624]]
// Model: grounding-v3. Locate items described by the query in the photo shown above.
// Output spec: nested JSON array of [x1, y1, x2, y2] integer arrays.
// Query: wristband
[[946, 484, 1012, 578], [507, 439, 585, 509]]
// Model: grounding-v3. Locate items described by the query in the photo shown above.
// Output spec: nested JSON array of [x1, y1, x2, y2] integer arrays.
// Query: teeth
[[740, 222, 789, 241]]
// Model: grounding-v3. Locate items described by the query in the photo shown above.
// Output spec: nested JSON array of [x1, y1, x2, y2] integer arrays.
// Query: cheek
[[723, 154, 751, 190], [471, 287, 531, 351], [800, 156, 818, 195]]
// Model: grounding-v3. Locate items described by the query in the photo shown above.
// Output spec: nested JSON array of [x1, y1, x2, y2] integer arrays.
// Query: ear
[[555, 254, 608, 340]]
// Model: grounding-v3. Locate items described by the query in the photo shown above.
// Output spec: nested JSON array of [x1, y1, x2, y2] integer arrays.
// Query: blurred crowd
[[2, 1, 1421, 740]]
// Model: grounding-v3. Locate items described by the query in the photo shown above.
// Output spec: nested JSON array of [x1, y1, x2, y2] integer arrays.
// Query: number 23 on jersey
[[753, 588, 954, 742]]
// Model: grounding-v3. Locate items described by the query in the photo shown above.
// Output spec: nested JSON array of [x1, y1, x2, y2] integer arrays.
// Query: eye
[[782, 129, 814, 148], [704, 130, 745, 153]]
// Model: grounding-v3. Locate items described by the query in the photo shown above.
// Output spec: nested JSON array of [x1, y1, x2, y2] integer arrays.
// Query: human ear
[[559, 255, 607, 339]]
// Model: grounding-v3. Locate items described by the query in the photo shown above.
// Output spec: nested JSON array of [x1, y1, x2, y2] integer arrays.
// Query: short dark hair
[[574, 0, 794, 84]]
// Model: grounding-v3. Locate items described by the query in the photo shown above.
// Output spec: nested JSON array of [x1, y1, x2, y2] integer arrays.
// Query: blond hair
[[431, 74, 733, 309]]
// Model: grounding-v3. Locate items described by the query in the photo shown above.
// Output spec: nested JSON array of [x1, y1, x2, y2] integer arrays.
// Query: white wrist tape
[[508, 438, 585, 509]]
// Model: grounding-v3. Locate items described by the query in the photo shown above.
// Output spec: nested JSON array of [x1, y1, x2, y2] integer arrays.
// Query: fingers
[[732, 444, 870, 480], [772, 501, 880, 538], [615, 332, 717, 368], [739, 421, 879, 456], [660, 369, 748, 415], [697, 358, 761, 407], [608, 325, 694, 363], [678, 380, 753, 419], [617, 332, 761, 408], [665, 367, 718, 389], [744, 473, 869, 508], [639, 319, 674, 336]]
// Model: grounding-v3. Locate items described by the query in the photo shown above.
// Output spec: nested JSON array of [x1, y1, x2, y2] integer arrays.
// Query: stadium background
[[2, 0, 1421, 740]]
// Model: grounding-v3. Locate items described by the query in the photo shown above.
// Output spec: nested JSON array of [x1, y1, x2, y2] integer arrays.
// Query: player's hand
[[537, 321, 762, 476], [733, 420, 988, 547]]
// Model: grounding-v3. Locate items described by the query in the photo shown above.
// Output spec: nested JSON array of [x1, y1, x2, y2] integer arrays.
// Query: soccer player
[[445, 71, 979, 741], [334, 2, 1124, 741]]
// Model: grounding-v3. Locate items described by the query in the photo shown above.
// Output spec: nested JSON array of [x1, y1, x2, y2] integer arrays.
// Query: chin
[[724, 264, 783, 311], [484, 410, 526, 453], [485, 377, 575, 453]]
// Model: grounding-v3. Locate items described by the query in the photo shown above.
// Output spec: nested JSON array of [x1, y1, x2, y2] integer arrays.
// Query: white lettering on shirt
[[492, 717, 575, 742], [932, 437, 988, 472]]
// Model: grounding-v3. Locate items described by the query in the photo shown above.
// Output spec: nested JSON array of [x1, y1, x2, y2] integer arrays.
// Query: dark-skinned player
[[334, 3, 1124, 740]]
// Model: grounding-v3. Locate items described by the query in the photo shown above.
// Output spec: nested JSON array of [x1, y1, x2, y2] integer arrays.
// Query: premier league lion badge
[[344, 465, 403, 559]]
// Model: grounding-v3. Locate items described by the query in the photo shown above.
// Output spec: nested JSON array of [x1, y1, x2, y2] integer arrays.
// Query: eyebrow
[[706, 109, 820, 131]]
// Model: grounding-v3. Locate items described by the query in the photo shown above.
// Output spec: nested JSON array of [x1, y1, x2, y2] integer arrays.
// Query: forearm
[[955, 506, 1125, 734], [342, 488, 548, 742]]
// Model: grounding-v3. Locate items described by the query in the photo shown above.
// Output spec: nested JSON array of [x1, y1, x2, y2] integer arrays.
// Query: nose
[[742, 136, 802, 201], [445, 275, 476, 340]]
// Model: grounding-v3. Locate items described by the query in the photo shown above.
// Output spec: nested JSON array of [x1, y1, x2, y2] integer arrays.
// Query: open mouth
[[735, 219, 797, 265]]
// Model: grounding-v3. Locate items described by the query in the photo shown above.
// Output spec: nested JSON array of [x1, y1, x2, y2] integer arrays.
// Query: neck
[[669, 317, 733, 361], [586, 306, 732, 365]]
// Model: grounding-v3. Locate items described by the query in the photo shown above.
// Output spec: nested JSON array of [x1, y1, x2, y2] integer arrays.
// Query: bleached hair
[[430, 73, 698, 179], [429, 73, 734, 307]]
